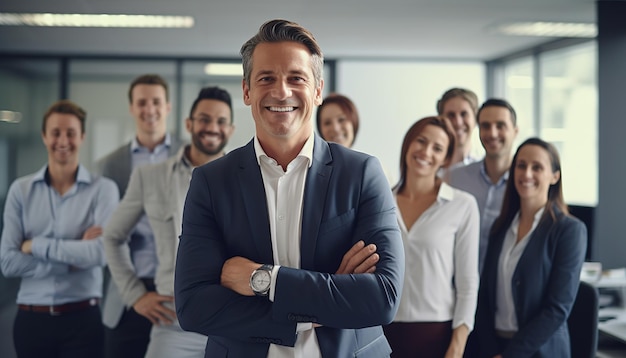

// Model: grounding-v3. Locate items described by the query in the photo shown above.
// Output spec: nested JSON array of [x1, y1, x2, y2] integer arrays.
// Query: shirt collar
[[32, 164, 91, 187], [436, 181, 455, 202], [511, 207, 546, 234], [479, 159, 509, 185], [131, 133, 171, 152], [254, 133, 314, 168], [178, 145, 193, 168]]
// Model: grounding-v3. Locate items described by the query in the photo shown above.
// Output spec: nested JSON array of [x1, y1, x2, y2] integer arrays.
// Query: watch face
[[251, 270, 271, 292]]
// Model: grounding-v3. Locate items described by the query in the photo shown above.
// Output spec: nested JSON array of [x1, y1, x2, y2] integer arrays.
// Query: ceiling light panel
[[0, 13, 194, 28], [493, 22, 596, 38]]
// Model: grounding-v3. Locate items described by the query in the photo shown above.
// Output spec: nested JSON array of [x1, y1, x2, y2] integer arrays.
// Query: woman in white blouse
[[383, 116, 480, 358], [474, 138, 586, 357]]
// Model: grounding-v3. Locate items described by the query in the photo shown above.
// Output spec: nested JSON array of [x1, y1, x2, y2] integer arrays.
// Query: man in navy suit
[[174, 19, 405, 357]]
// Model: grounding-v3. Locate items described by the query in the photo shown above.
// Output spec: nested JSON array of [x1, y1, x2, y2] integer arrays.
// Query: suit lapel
[[300, 135, 332, 270], [238, 141, 274, 261], [117, 143, 133, 197], [515, 210, 556, 276]]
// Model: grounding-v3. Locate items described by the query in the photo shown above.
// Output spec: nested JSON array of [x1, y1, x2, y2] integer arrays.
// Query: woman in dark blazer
[[475, 137, 586, 358]]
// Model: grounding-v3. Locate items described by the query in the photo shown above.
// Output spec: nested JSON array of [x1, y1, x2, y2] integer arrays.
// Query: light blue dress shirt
[[448, 160, 508, 273], [0, 165, 119, 305], [128, 134, 171, 279]]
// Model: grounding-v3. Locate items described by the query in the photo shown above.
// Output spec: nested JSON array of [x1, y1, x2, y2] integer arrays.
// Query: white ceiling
[[0, 0, 596, 61]]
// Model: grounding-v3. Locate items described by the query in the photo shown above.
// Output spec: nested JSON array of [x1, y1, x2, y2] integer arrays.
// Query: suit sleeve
[[175, 167, 300, 346], [271, 156, 405, 328], [0, 181, 68, 278], [503, 218, 587, 357], [103, 167, 151, 307]]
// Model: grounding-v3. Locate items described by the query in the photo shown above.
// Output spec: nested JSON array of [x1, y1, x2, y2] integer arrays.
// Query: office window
[[503, 57, 535, 150], [495, 41, 597, 206], [337, 60, 486, 183], [539, 42, 597, 206]]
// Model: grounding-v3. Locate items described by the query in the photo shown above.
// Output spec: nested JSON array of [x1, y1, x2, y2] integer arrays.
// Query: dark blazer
[[175, 135, 405, 358], [475, 206, 587, 358]]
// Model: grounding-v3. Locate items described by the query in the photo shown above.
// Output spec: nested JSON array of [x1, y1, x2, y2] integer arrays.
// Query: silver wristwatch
[[250, 264, 273, 297]]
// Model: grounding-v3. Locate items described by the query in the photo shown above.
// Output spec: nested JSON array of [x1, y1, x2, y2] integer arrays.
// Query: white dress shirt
[[254, 134, 322, 358], [393, 182, 480, 331], [495, 207, 545, 332]]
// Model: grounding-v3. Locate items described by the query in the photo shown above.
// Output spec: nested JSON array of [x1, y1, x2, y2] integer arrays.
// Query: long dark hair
[[394, 116, 455, 193], [490, 137, 568, 238]]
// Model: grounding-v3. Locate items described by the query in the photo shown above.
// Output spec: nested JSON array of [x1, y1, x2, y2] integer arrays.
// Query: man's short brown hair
[[42, 99, 86, 133], [128, 74, 169, 103]]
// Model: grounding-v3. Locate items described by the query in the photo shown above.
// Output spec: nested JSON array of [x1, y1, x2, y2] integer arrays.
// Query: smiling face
[[319, 103, 355, 148], [513, 144, 560, 206], [405, 124, 450, 179], [186, 99, 233, 156], [442, 96, 476, 148], [242, 41, 323, 145], [478, 105, 518, 159], [42, 112, 85, 167], [129, 84, 171, 139]]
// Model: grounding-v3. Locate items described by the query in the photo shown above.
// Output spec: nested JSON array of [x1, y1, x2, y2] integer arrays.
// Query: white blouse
[[394, 182, 480, 331], [495, 207, 545, 332]]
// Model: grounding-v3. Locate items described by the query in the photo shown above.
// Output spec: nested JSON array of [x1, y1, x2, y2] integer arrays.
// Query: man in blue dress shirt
[[0, 99, 119, 357], [448, 98, 519, 273], [95, 74, 183, 358]]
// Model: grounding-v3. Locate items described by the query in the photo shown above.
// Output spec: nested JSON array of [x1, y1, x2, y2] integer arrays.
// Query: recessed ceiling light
[[0, 13, 194, 28], [492, 22, 596, 38], [204, 63, 242, 77]]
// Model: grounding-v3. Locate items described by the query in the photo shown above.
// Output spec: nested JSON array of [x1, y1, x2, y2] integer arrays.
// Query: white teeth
[[520, 182, 534, 187], [268, 106, 295, 112], [416, 158, 429, 166]]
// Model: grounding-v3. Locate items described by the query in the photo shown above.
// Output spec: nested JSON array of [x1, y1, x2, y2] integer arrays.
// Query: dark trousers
[[13, 305, 103, 358], [383, 321, 453, 358], [104, 279, 154, 358]]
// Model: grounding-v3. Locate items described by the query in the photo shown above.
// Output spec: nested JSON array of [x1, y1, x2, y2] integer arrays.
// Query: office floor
[[598, 334, 626, 358]]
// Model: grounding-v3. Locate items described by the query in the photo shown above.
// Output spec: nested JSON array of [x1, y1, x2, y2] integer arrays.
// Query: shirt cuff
[[30, 236, 50, 259], [268, 265, 281, 302], [297, 322, 313, 332]]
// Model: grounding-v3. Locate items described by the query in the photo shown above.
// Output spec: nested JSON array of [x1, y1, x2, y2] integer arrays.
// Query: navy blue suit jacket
[[175, 135, 404, 358], [475, 206, 586, 358]]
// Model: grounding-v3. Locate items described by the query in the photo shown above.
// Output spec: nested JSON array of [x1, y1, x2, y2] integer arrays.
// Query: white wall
[[335, 60, 486, 185]]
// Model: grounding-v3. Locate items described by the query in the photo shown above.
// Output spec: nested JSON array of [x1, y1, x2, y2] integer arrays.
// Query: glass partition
[[0, 57, 60, 358]]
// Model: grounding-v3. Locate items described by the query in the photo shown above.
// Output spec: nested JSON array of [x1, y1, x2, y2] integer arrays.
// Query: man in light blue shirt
[[0, 100, 119, 358], [448, 98, 519, 274], [95, 74, 184, 358]]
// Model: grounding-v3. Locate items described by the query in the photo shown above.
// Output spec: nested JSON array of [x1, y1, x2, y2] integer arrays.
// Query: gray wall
[[595, 0, 626, 269]]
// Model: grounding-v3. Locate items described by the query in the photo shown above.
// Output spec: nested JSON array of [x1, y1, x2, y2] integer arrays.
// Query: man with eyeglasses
[[103, 86, 235, 357]]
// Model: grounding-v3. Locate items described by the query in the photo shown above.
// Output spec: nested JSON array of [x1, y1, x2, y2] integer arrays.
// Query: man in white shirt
[[174, 19, 405, 358]]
